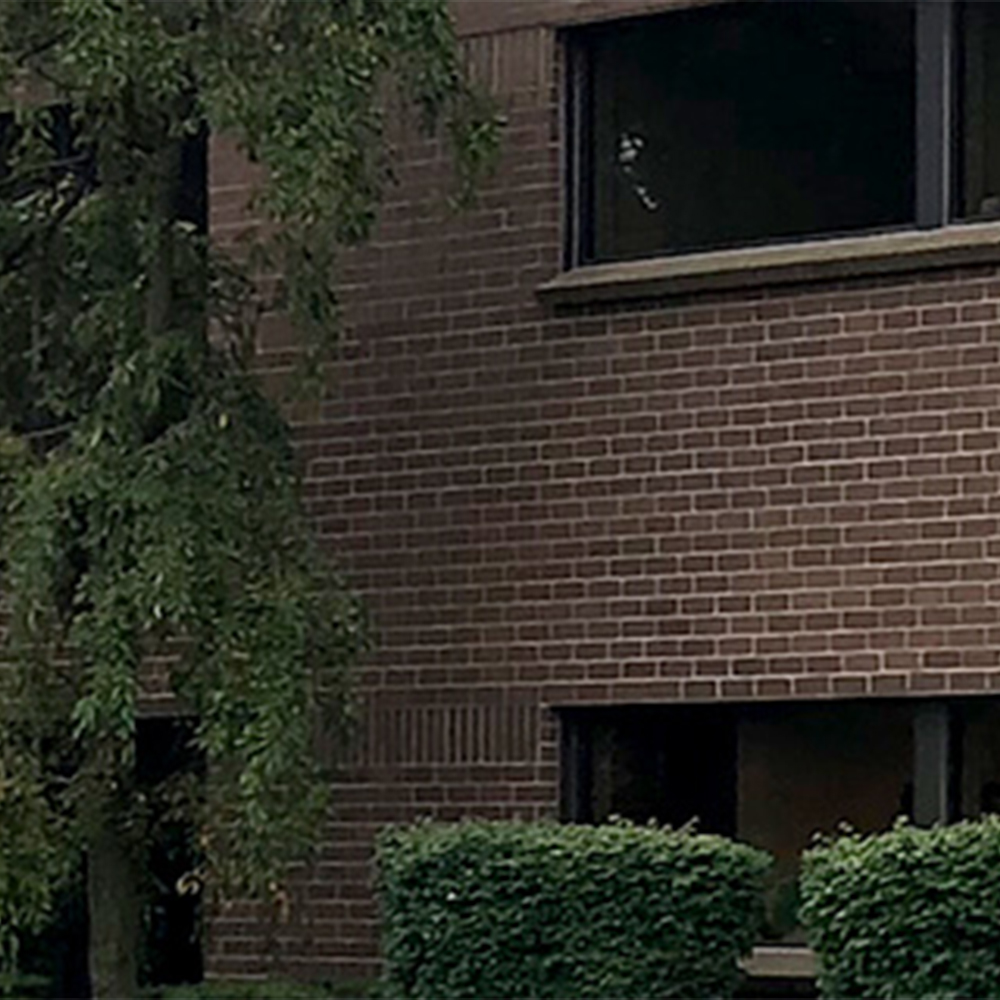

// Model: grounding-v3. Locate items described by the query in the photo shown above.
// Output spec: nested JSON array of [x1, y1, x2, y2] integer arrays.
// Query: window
[[567, 0, 1000, 266], [560, 698, 999, 941], [0, 105, 98, 216], [959, 3, 1000, 220], [0, 108, 206, 231]]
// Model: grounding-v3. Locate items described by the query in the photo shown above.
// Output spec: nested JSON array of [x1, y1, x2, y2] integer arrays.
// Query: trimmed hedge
[[800, 818, 1000, 999], [376, 820, 771, 999]]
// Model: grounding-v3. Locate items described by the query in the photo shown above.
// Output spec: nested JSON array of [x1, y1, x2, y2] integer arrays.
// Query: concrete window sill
[[740, 945, 818, 980], [537, 222, 1000, 306]]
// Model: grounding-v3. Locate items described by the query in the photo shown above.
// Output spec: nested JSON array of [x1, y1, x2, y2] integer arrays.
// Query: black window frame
[[564, 0, 971, 270]]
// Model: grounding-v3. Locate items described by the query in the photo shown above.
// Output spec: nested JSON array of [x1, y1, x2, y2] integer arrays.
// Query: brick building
[[209, 0, 1000, 982]]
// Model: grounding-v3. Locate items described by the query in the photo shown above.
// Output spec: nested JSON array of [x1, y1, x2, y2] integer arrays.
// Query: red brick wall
[[207, 15, 1000, 981]]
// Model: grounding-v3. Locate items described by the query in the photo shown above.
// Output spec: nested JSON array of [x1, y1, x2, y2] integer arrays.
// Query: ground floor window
[[559, 697, 1000, 939]]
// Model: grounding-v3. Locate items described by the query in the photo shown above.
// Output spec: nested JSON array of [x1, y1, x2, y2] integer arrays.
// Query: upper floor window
[[567, 0, 999, 265]]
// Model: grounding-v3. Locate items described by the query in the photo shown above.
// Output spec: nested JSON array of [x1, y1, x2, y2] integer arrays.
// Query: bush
[[800, 818, 1000, 999], [376, 820, 771, 999]]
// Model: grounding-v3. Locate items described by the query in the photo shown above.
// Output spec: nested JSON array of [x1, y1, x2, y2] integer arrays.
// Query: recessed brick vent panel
[[359, 699, 540, 766]]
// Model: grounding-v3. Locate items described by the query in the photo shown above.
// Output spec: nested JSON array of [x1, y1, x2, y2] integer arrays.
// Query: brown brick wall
[[206, 14, 1000, 981]]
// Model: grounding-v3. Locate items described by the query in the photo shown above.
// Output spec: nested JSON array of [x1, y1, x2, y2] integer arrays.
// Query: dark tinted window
[[960, 2, 1000, 219], [580, 1, 916, 262], [0, 105, 96, 196]]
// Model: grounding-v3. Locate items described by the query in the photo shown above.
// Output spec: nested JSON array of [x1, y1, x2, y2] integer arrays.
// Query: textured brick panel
[[206, 8, 1000, 983], [359, 698, 540, 766]]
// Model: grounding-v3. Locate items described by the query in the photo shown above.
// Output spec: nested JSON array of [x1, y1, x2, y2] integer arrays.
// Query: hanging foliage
[[0, 2, 497, 996]]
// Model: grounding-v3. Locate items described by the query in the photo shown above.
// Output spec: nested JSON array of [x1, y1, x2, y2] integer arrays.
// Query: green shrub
[[800, 818, 1000, 999], [376, 820, 771, 999]]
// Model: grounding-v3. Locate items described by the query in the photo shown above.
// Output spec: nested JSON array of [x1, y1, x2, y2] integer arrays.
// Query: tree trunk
[[84, 121, 183, 1000], [87, 821, 142, 1000]]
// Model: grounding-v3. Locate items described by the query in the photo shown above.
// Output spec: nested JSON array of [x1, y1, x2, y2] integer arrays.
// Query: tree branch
[[0, 174, 88, 280], [13, 29, 72, 68]]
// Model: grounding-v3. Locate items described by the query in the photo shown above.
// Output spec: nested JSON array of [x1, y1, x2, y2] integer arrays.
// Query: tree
[[0, 2, 496, 997]]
